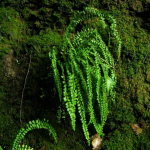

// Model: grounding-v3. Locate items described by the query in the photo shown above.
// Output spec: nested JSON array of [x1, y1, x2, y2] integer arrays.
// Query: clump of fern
[[49, 7, 121, 145]]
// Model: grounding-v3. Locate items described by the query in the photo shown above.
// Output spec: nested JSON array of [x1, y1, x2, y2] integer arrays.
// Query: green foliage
[[9, 119, 57, 150], [49, 7, 121, 145]]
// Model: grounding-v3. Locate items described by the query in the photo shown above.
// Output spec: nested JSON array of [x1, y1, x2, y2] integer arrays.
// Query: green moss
[[0, 7, 24, 42]]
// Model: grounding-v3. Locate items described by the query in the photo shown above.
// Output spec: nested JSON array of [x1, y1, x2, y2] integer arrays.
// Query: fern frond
[[10, 119, 57, 150], [49, 46, 62, 102]]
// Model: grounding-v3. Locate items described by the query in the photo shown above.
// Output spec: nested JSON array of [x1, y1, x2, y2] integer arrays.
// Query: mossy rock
[[0, 7, 26, 57], [0, 7, 25, 42]]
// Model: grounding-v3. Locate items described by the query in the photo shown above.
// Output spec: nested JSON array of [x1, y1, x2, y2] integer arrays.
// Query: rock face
[[3, 49, 16, 77]]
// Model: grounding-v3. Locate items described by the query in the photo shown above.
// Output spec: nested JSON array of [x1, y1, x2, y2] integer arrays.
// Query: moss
[[145, 63, 150, 82], [0, 7, 25, 42]]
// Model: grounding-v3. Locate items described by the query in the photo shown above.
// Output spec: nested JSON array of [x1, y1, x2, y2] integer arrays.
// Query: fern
[[8, 119, 57, 150], [49, 7, 121, 145]]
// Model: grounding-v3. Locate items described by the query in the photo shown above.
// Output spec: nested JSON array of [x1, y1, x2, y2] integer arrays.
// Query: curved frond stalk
[[10, 119, 57, 150]]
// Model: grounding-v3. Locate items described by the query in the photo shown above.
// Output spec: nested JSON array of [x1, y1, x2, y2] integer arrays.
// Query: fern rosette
[[49, 7, 121, 145]]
